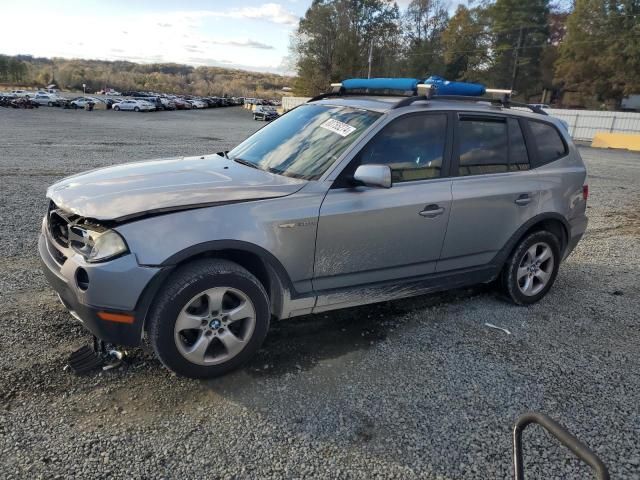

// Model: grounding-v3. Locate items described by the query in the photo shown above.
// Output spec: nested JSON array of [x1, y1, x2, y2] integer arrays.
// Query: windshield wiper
[[232, 157, 260, 170]]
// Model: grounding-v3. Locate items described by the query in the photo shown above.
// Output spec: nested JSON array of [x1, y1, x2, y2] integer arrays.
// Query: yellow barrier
[[592, 132, 640, 152]]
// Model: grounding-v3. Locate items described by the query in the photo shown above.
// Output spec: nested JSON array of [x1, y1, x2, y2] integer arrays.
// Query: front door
[[313, 112, 453, 291]]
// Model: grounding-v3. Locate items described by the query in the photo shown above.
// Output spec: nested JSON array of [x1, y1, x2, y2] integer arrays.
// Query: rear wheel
[[47, 101, 53, 107], [148, 259, 270, 378], [501, 230, 561, 305]]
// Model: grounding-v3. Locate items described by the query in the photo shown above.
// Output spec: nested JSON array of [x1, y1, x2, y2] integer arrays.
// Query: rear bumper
[[564, 213, 588, 260], [38, 231, 165, 346]]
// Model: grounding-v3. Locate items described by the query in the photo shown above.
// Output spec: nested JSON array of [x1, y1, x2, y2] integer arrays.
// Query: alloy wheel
[[173, 287, 256, 366], [516, 242, 555, 296]]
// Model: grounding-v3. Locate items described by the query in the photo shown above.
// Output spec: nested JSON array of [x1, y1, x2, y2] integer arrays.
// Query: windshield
[[228, 104, 381, 180]]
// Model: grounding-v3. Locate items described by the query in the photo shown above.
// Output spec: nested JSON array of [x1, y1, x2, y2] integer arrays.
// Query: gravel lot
[[0, 106, 639, 479]]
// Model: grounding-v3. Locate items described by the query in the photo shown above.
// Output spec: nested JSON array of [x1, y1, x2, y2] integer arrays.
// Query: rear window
[[529, 120, 567, 165]]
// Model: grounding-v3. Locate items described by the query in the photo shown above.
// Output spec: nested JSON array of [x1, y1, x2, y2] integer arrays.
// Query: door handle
[[419, 204, 445, 218], [515, 194, 532, 206]]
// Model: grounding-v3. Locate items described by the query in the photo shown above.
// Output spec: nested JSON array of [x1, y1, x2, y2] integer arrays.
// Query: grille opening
[[46, 238, 67, 265], [75, 268, 89, 291]]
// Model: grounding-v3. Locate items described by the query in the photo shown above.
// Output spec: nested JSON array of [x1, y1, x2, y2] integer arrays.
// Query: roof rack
[[308, 79, 548, 116]]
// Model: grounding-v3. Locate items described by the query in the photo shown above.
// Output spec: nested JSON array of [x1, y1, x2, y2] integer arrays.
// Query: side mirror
[[353, 164, 392, 188]]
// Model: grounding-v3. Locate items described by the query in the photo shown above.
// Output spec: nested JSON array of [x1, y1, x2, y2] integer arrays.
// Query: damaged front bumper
[[38, 220, 167, 346]]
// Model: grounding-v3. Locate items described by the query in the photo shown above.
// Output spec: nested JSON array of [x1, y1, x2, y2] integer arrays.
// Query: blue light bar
[[423, 75, 486, 96], [342, 78, 419, 92], [339, 76, 494, 98]]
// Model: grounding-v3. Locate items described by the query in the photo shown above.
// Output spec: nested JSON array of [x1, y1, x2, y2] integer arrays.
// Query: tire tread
[[147, 258, 269, 378]]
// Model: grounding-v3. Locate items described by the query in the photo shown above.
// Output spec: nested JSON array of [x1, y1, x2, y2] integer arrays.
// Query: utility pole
[[511, 26, 524, 92], [367, 39, 373, 79]]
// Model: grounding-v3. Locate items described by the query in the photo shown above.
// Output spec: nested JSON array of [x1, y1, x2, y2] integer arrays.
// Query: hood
[[47, 154, 306, 222]]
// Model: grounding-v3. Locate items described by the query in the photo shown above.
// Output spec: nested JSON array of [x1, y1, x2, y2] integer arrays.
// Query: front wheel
[[148, 259, 270, 378], [134, 106, 140, 112], [501, 230, 561, 305], [113, 106, 120, 111]]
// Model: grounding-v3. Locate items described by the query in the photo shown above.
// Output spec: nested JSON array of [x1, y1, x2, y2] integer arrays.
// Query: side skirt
[[281, 265, 499, 319]]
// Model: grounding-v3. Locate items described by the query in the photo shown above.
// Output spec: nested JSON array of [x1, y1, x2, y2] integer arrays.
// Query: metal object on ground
[[513, 412, 610, 480], [67, 337, 126, 374], [67, 345, 104, 374]]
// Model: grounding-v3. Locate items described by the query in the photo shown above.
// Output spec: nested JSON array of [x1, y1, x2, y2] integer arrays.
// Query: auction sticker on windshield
[[320, 119, 357, 137]]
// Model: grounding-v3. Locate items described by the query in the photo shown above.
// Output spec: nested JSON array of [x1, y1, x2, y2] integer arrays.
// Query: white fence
[[282, 97, 640, 142], [282, 96, 310, 112], [546, 108, 640, 141]]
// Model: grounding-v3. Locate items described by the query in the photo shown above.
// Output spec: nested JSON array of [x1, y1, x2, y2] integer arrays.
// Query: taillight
[[583, 185, 589, 201]]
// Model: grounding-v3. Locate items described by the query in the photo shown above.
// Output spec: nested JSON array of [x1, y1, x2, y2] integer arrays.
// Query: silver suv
[[39, 86, 588, 378]]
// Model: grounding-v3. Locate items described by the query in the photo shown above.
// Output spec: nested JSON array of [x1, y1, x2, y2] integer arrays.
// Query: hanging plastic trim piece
[[424, 75, 486, 96], [342, 78, 419, 92]]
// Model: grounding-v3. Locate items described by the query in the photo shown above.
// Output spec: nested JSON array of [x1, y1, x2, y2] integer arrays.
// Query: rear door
[[437, 114, 541, 271], [313, 112, 454, 291]]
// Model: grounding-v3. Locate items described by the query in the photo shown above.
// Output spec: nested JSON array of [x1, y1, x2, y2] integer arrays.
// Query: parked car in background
[[188, 99, 208, 109], [105, 90, 122, 96], [112, 99, 155, 112], [135, 96, 162, 111], [253, 105, 278, 121], [6, 97, 39, 108], [101, 98, 122, 109], [528, 104, 550, 110], [202, 97, 219, 108], [173, 98, 192, 110], [11, 90, 32, 97], [69, 97, 103, 109], [160, 97, 176, 110], [32, 94, 61, 107]]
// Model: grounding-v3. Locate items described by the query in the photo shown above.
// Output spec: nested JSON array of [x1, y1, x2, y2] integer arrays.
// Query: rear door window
[[508, 118, 529, 171], [529, 120, 567, 165], [457, 117, 508, 176]]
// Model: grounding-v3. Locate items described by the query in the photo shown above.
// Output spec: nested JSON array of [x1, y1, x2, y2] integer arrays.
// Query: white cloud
[[175, 3, 298, 26], [0, 4, 296, 73], [206, 39, 275, 50], [221, 3, 299, 25]]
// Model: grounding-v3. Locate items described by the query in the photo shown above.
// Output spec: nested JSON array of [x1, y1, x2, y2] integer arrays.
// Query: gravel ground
[[0, 107, 639, 479]]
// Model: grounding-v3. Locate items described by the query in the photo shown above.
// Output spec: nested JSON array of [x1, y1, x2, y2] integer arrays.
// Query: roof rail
[[307, 80, 547, 115], [393, 95, 548, 115]]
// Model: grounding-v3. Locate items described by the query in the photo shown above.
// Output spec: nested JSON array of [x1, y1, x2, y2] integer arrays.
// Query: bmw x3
[[39, 78, 588, 378]]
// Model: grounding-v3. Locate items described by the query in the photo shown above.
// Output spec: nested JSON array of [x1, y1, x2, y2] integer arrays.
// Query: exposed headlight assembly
[[68, 224, 128, 263]]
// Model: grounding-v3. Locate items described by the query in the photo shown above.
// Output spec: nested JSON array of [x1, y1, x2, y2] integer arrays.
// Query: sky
[[0, 0, 423, 75]]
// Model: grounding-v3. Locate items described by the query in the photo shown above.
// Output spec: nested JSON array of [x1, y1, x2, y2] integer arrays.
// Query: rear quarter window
[[528, 120, 568, 166]]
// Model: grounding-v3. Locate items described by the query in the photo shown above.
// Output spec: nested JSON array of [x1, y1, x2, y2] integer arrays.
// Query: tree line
[[292, 0, 640, 107], [0, 55, 290, 98]]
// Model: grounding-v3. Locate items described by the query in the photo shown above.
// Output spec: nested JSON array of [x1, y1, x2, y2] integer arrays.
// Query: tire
[[147, 259, 270, 379], [113, 106, 120, 111], [73, 104, 78, 110], [134, 106, 140, 112], [501, 230, 561, 305], [47, 102, 53, 107]]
